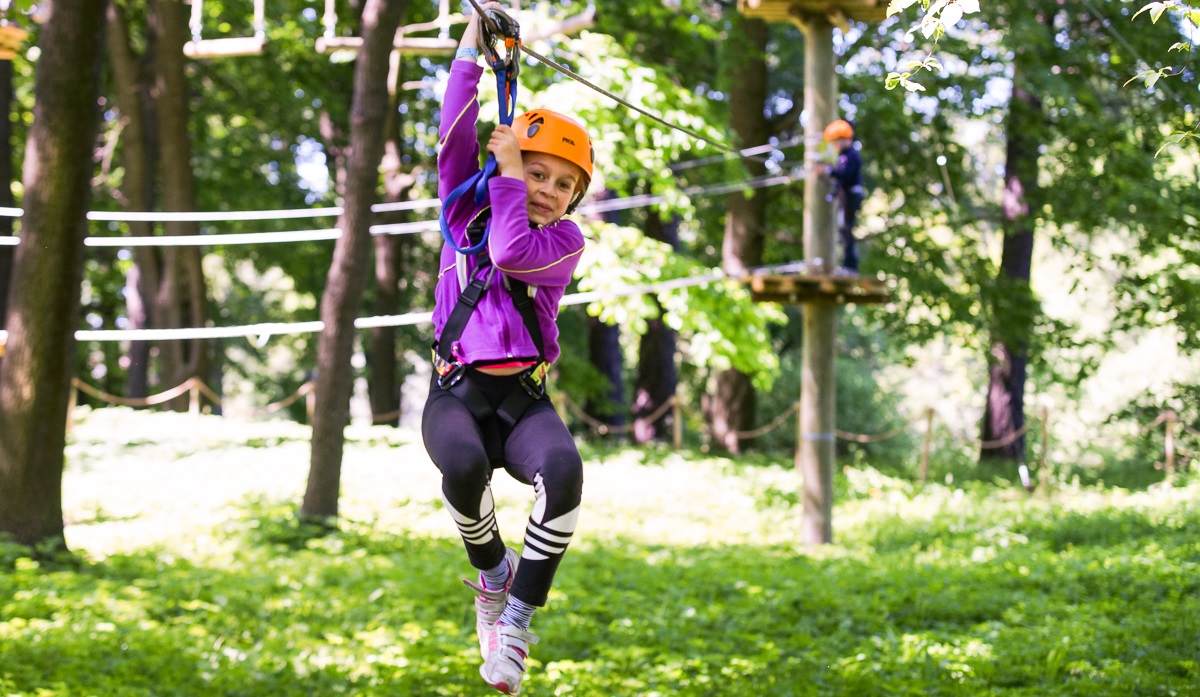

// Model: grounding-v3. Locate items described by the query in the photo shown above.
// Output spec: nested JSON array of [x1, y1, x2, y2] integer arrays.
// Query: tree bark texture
[[302, 0, 409, 520], [0, 0, 108, 548], [586, 315, 625, 437], [632, 211, 678, 444], [712, 14, 770, 455], [151, 0, 208, 409], [981, 12, 1047, 468], [584, 189, 625, 435], [0, 61, 13, 327], [106, 2, 160, 399], [367, 59, 417, 424]]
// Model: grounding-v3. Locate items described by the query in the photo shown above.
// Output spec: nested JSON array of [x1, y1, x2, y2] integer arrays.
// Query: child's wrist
[[455, 46, 479, 62]]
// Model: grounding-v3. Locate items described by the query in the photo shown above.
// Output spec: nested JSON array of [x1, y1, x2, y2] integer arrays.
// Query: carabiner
[[479, 6, 521, 76]]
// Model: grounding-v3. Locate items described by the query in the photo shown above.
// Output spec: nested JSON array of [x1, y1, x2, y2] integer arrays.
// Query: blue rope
[[439, 61, 519, 256]]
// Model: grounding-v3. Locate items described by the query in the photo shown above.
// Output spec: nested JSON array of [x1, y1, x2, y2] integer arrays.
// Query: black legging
[[838, 191, 863, 271], [422, 369, 583, 607]]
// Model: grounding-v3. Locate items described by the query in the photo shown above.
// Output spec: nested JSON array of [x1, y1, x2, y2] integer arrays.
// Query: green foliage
[[576, 221, 785, 390], [1111, 380, 1200, 485], [4, 414, 1200, 695], [753, 308, 916, 463], [884, 0, 982, 91]]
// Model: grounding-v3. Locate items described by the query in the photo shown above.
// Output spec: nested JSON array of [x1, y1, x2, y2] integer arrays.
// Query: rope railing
[[71, 376, 316, 418], [558, 393, 1193, 484], [0, 261, 805, 345], [66, 373, 1193, 482], [559, 393, 679, 439]]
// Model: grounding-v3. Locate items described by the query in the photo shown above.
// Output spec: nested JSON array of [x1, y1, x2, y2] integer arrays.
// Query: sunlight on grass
[[1, 409, 1195, 695]]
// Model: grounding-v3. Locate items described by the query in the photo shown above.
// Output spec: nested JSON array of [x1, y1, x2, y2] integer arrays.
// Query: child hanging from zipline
[[420, 2, 595, 694], [823, 119, 864, 274]]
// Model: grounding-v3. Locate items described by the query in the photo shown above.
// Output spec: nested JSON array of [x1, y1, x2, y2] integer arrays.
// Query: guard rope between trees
[[68, 375, 1192, 479]]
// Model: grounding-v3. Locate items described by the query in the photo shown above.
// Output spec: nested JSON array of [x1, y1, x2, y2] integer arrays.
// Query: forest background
[[0, 0, 1197, 553], [0, 1, 1198, 694]]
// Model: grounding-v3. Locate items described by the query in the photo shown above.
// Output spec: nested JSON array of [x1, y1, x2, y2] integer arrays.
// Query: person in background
[[823, 119, 864, 274], [421, 2, 596, 694]]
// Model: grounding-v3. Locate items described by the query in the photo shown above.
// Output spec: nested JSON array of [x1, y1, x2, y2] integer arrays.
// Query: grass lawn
[[2, 408, 1198, 696]]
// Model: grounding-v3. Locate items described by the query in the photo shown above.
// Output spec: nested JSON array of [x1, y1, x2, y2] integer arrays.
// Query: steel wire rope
[[464, 0, 768, 165]]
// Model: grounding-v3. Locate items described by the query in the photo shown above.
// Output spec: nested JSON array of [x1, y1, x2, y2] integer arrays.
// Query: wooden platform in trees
[[744, 272, 890, 305], [737, 0, 889, 28]]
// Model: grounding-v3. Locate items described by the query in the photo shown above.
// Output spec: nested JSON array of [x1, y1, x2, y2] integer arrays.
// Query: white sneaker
[[462, 547, 519, 660], [480, 623, 539, 695]]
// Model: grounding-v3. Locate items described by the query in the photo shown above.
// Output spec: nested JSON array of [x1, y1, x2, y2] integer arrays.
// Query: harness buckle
[[437, 361, 466, 390], [518, 364, 547, 399]]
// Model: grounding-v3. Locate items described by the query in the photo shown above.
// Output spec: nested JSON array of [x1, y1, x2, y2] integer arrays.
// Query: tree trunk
[[367, 58, 417, 424], [151, 0, 207, 409], [302, 0, 409, 520], [980, 12, 1046, 470], [711, 14, 770, 454], [584, 189, 625, 435], [106, 2, 160, 399], [0, 60, 14, 326], [0, 0, 108, 549], [632, 212, 678, 444], [586, 315, 625, 437]]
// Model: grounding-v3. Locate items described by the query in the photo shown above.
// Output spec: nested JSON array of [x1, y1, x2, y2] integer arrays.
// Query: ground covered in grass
[[2, 408, 1199, 696]]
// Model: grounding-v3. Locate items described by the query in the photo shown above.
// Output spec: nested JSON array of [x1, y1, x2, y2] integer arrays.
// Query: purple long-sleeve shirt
[[433, 60, 585, 367]]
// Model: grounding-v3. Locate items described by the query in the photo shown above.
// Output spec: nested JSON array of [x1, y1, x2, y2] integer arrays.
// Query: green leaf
[[1132, 2, 1167, 22], [886, 0, 924, 18], [1155, 132, 1190, 156], [940, 3, 964, 28]]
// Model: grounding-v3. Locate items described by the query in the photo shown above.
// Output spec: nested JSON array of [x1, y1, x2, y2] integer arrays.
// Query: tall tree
[[632, 210, 679, 444], [980, 44, 1042, 467], [151, 0, 208, 408], [0, 57, 14, 327], [711, 12, 769, 454], [0, 0, 108, 548], [105, 1, 159, 399], [302, 0, 409, 520], [367, 56, 420, 425], [584, 190, 626, 436]]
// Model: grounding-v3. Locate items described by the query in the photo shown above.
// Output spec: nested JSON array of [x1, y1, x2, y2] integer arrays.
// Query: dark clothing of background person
[[828, 144, 864, 272]]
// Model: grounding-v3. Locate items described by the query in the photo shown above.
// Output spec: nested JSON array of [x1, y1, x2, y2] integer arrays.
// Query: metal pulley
[[478, 6, 521, 76]]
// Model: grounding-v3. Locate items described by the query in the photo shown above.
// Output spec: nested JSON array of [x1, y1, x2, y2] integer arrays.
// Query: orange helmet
[[823, 119, 854, 141], [513, 109, 594, 208]]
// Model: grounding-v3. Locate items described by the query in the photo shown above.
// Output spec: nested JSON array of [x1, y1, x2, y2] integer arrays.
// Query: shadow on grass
[[2, 499, 1199, 696]]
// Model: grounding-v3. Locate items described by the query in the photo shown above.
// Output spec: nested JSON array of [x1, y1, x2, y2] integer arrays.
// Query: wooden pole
[[1039, 406, 1050, 487], [189, 378, 200, 415], [797, 13, 837, 546], [919, 407, 934, 484], [1165, 410, 1176, 477], [672, 393, 683, 450], [65, 379, 78, 436]]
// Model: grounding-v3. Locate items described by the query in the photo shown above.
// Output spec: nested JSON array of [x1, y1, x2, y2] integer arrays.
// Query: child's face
[[522, 151, 584, 226]]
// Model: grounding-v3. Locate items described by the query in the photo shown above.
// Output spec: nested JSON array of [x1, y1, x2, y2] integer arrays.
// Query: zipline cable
[[463, 0, 762, 163]]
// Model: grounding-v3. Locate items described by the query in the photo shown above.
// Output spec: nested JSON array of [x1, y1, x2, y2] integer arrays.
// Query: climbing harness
[[432, 209, 550, 465], [434, 3, 546, 463]]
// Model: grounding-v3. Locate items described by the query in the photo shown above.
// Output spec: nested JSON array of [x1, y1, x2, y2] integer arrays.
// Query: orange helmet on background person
[[823, 119, 854, 141], [513, 109, 595, 210]]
